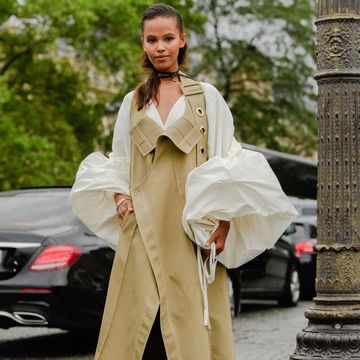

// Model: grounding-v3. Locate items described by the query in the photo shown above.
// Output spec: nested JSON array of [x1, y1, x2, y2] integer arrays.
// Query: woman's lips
[[156, 55, 168, 60]]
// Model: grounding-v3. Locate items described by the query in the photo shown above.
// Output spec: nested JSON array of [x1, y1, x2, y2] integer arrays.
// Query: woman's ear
[[180, 33, 186, 48], [141, 37, 145, 50]]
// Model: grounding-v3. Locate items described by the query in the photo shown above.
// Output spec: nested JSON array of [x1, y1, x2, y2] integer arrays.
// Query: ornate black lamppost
[[291, 1, 360, 358]]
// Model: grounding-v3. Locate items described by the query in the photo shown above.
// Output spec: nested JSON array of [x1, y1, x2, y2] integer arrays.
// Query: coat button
[[200, 126, 206, 135], [196, 107, 204, 116], [200, 147, 206, 156]]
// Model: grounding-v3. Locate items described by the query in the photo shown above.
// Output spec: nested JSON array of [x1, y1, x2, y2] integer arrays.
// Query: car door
[[240, 235, 291, 294]]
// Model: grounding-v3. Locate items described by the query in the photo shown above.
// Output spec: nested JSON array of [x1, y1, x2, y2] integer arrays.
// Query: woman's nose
[[156, 41, 166, 52]]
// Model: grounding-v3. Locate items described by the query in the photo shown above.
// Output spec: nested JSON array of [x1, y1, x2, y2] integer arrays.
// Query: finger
[[203, 243, 223, 257], [216, 246, 224, 255], [117, 207, 125, 218], [215, 239, 225, 255], [127, 201, 134, 212], [206, 234, 223, 255], [205, 233, 217, 248], [117, 206, 128, 219], [205, 223, 223, 247], [119, 201, 130, 215], [123, 199, 134, 212]]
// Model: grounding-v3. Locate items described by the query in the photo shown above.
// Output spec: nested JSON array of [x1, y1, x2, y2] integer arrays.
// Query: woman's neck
[[160, 76, 179, 84]]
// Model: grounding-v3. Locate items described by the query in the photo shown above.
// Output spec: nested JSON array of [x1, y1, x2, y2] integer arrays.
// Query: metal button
[[196, 107, 204, 116], [200, 126, 206, 135], [200, 147, 205, 156]]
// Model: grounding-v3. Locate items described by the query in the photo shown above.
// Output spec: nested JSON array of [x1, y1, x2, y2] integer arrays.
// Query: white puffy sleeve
[[69, 91, 134, 250], [182, 84, 298, 268]]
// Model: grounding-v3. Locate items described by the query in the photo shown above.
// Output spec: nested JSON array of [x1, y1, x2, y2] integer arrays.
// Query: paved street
[[0, 301, 311, 360], [233, 300, 309, 360]]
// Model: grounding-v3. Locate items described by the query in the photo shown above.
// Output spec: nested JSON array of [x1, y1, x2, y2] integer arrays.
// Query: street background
[[1, 2, 315, 360], [0, 301, 310, 360]]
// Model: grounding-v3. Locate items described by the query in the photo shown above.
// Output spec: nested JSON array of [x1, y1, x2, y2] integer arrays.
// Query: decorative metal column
[[291, 1, 360, 359]]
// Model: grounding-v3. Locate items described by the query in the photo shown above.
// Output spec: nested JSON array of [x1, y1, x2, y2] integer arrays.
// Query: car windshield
[[293, 204, 316, 216], [0, 192, 77, 230]]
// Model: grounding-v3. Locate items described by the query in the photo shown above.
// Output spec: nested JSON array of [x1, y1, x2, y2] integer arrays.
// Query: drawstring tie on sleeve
[[188, 217, 220, 329], [197, 241, 218, 329]]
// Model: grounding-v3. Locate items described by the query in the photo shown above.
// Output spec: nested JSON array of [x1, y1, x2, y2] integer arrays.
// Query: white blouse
[[70, 81, 298, 268], [112, 82, 235, 174]]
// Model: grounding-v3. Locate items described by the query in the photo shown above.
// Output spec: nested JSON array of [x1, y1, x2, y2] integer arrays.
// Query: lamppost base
[[290, 320, 360, 359]]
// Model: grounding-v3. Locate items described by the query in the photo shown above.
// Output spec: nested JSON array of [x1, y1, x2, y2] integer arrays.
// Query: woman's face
[[142, 16, 185, 73]]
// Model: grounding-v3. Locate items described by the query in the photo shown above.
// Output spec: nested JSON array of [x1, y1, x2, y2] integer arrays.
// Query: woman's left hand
[[204, 220, 230, 256]]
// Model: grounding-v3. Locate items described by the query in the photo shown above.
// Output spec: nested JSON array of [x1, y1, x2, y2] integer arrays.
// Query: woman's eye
[[147, 38, 156, 44], [165, 37, 173, 42]]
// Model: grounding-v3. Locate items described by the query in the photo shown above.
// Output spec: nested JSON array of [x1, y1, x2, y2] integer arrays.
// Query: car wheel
[[278, 265, 300, 307]]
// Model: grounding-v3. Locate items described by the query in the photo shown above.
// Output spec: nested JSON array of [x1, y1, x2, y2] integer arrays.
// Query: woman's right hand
[[114, 193, 134, 225]]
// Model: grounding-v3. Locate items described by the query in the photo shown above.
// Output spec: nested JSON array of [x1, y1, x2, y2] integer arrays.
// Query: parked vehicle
[[0, 188, 114, 331], [284, 197, 317, 298], [284, 215, 317, 299], [0, 187, 314, 328], [227, 233, 300, 316], [289, 197, 317, 217], [227, 197, 317, 316]]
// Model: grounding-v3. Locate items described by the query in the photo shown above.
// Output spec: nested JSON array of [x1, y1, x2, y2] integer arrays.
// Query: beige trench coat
[[94, 76, 235, 360]]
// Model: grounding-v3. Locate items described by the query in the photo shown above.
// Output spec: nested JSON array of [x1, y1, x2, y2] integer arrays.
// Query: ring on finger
[[116, 197, 129, 210]]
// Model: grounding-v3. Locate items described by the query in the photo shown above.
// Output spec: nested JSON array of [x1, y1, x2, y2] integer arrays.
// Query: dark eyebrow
[[145, 32, 175, 40]]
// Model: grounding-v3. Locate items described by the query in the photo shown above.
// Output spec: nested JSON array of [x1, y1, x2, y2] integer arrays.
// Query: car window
[[0, 193, 78, 230], [309, 225, 317, 238], [293, 204, 316, 216], [302, 207, 316, 216]]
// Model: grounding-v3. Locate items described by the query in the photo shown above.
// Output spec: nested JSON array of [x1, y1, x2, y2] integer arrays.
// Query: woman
[[71, 4, 297, 359]]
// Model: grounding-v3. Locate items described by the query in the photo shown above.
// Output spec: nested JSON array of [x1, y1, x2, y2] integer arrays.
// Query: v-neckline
[[152, 95, 185, 127]]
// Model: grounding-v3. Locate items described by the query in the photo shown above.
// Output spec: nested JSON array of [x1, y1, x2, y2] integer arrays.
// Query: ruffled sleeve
[[69, 92, 134, 250], [183, 84, 298, 269], [182, 139, 298, 268]]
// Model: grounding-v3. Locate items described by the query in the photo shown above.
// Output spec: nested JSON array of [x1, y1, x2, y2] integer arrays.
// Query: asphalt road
[[0, 301, 311, 360]]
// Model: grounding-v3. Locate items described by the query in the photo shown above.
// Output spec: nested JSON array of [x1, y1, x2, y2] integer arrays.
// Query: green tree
[[0, 76, 59, 189], [0, 0, 204, 190], [193, 0, 317, 156], [0, 0, 316, 191]]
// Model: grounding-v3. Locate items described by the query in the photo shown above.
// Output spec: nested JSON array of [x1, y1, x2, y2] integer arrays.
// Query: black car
[[284, 197, 317, 298], [227, 233, 300, 316], [289, 197, 317, 218], [285, 215, 317, 299], [0, 187, 303, 329], [0, 188, 114, 331], [227, 197, 317, 316]]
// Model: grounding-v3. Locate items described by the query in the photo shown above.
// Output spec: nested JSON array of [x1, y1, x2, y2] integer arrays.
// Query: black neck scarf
[[151, 69, 179, 81]]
